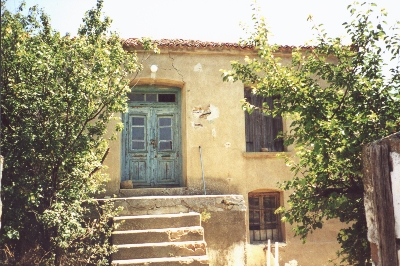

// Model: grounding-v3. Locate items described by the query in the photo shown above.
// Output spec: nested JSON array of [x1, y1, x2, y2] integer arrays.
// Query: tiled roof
[[123, 38, 307, 52]]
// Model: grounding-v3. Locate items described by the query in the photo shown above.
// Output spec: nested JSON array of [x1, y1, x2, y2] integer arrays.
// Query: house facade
[[104, 39, 342, 265]]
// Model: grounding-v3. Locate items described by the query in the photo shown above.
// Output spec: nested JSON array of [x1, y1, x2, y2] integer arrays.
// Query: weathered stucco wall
[[104, 48, 296, 196], [246, 219, 341, 266], [102, 45, 342, 265]]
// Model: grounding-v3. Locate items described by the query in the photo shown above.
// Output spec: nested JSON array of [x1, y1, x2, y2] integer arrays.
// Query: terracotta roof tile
[[123, 38, 310, 52]]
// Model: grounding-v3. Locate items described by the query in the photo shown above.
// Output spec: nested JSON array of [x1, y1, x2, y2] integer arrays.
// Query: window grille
[[249, 192, 283, 243]]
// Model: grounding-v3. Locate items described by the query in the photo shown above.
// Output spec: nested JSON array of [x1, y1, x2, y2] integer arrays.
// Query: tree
[[0, 0, 156, 264], [222, 2, 400, 265]]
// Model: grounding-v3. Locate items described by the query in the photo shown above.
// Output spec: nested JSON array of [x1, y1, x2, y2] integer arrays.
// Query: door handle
[[150, 139, 157, 148]]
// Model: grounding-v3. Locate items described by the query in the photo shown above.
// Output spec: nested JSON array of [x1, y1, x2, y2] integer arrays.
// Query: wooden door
[[121, 89, 181, 187]]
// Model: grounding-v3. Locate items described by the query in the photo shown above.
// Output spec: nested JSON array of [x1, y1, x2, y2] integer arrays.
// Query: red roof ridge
[[122, 38, 311, 52]]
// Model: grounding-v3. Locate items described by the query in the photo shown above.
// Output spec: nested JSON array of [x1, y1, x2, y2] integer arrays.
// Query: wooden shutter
[[244, 89, 284, 152]]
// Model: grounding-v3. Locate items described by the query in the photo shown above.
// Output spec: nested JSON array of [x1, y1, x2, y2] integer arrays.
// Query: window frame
[[248, 191, 283, 243], [244, 88, 284, 152]]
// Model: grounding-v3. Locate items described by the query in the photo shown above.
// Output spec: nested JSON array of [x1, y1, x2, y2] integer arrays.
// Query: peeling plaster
[[194, 63, 203, 72], [390, 151, 400, 238], [207, 104, 219, 121], [168, 228, 203, 242], [192, 104, 219, 121], [191, 122, 203, 128], [192, 106, 204, 118], [192, 106, 209, 119], [200, 111, 212, 118]]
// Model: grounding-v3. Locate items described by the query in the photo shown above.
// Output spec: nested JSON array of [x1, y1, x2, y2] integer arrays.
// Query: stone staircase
[[111, 201, 209, 266]]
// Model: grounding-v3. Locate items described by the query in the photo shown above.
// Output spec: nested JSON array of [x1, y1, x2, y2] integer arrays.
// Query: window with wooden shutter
[[244, 88, 284, 152]]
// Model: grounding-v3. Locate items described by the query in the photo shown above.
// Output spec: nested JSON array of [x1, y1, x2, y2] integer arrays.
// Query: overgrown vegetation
[[223, 2, 400, 265], [0, 0, 156, 264]]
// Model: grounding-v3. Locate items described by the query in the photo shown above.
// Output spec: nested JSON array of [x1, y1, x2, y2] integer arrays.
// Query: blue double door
[[122, 90, 182, 187]]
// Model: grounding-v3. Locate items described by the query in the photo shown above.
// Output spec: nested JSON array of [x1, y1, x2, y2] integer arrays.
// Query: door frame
[[121, 86, 182, 187]]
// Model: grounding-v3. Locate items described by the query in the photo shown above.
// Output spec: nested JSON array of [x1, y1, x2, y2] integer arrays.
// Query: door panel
[[129, 159, 147, 182], [156, 159, 175, 183], [125, 112, 149, 186], [122, 96, 181, 187]]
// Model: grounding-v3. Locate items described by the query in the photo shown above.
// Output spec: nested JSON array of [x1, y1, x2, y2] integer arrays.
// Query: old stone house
[[104, 39, 342, 266]]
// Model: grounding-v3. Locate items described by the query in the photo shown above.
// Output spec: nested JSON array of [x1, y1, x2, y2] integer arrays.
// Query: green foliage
[[200, 209, 211, 223], [223, 2, 400, 265], [0, 0, 150, 264]]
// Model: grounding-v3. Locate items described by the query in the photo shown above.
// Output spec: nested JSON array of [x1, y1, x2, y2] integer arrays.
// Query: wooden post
[[362, 132, 400, 265], [267, 239, 271, 266], [0, 155, 3, 229]]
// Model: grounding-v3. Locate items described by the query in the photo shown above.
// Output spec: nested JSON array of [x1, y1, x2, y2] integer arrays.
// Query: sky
[[4, 0, 400, 46]]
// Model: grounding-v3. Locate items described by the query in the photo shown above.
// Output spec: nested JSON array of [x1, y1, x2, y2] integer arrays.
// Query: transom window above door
[[128, 93, 176, 102]]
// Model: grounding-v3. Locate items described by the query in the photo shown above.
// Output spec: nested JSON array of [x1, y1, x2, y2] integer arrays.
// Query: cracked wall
[[104, 46, 344, 266]]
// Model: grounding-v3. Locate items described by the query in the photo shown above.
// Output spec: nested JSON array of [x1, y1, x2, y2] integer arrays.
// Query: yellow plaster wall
[[103, 48, 342, 265]]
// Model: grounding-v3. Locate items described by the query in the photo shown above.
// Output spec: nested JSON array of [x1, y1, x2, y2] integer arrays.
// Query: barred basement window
[[249, 192, 283, 243], [244, 88, 283, 152]]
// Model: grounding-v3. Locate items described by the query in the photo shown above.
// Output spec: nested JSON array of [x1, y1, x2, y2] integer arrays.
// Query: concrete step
[[113, 196, 192, 216], [114, 212, 201, 231], [118, 188, 188, 198], [104, 195, 246, 216], [112, 226, 204, 245], [111, 255, 209, 266], [112, 241, 207, 260]]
